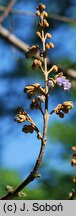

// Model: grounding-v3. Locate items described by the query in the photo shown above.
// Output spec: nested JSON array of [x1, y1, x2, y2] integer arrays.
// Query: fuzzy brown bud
[[52, 65, 58, 72], [43, 19, 49, 27], [46, 42, 54, 49], [72, 146, 76, 151], [46, 33, 52, 39], [36, 31, 41, 38], [36, 10, 41, 16], [71, 159, 76, 166], [43, 11, 48, 17], [59, 112, 64, 118], [32, 59, 42, 70], [36, 4, 46, 11], [38, 95, 45, 103]]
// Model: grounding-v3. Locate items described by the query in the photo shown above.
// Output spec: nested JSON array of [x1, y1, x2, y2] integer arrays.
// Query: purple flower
[[56, 76, 71, 90], [47, 80, 54, 87]]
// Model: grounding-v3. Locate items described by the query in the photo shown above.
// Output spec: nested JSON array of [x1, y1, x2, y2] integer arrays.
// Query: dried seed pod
[[46, 42, 54, 49], [36, 10, 41, 16], [46, 33, 52, 39], [36, 3, 46, 11], [43, 19, 49, 27]]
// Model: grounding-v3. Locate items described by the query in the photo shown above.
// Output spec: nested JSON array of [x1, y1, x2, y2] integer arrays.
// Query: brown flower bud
[[38, 95, 45, 103], [52, 65, 58, 72], [43, 19, 49, 27], [61, 108, 69, 114], [37, 132, 42, 139], [25, 45, 39, 58], [59, 112, 64, 118], [46, 33, 52, 39], [72, 146, 76, 151], [46, 42, 54, 49], [72, 177, 76, 183], [63, 101, 73, 109], [32, 59, 42, 70], [36, 10, 41, 16], [36, 31, 41, 38], [15, 114, 27, 123], [43, 11, 48, 17], [22, 125, 34, 133], [73, 154, 76, 159], [36, 4, 46, 11], [71, 159, 76, 166]]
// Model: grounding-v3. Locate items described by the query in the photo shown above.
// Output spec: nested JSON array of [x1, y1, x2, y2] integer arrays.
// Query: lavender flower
[[47, 79, 54, 87], [56, 76, 71, 90]]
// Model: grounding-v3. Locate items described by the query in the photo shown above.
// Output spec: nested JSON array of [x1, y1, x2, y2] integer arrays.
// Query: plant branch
[[0, 0, 15, 23], [0, 6, 49, 200]]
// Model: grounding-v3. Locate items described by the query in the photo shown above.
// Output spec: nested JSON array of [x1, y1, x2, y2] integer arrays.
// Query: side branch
[[0, 0, 15, 23]]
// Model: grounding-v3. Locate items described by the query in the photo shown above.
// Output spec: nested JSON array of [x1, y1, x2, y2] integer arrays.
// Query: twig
[[0, 5, 49, 200], [0, 0, 15, 23]]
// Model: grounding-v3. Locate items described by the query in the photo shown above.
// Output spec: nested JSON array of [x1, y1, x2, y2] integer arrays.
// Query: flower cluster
[[24, 83, 45, 99], [56, 76, 71, 90], [54, 101, 73, 118]]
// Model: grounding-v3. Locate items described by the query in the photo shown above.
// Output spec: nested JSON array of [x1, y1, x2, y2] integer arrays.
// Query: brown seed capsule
[[36, 10, 41, 16]]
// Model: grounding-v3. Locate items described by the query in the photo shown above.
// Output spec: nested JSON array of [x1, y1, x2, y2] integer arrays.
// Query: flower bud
[[59, 112, 64, 118], [43, 11, 48, 17], [36, 10, 41, 16], [71, 159, 76, 166], [46, 42, 54, 49], [46, 33, 52, 39], [72, 146, 76, 151], [38, 95, 45, 103], [52, 65, 58, 72], [63, 101, 73, 109], [43, 19, 49, 27], [36, 31, 41, 38], [36, 4, 46, 11]]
